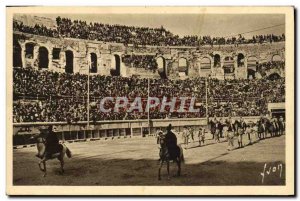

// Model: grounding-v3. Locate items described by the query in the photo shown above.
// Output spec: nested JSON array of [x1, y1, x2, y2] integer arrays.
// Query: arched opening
[[200, 57, 211, 70], [178, 57, 188, 75], [38, 47, 49, 69], [25, 43, 34, 59], [13, 41, 22, 67], [110, 54, 121, 76], [268, 73, 281, 80], [65, 50, 74, 74], [223, 56, 234, 74], [272, 54, 282, 62], [90, 53, 97, 73], [237, 53, 245, 67], [247, 69, 256, 79], [247, 56, 258, 68], [156, 57, 167, 79], [213, 54, 221, 68], [52, 48, 61, 60]]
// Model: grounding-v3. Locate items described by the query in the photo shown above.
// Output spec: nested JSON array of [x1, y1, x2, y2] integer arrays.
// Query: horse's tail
[[179, 146, 184, 163], [66, 147, 72, 158]]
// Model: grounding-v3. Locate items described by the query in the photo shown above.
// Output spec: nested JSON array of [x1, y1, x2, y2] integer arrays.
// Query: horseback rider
[[165, 124, 178, 159], [44, 125, 61, 158]]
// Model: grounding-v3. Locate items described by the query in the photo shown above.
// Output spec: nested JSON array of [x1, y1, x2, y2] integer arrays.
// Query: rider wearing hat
[[44, 125, 61, 158], [165, 124, 178, 159]]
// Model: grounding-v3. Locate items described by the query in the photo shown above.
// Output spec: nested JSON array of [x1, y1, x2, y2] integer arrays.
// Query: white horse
[[31, 135, 72, 177]]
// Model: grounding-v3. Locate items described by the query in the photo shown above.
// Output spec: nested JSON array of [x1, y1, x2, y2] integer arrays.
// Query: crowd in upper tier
[[208, 78, 285, 117], [122, 55, 158, 71], [256, 61, 285, 76], [13, 17, 285, 47], [13, 67, 285, 123]]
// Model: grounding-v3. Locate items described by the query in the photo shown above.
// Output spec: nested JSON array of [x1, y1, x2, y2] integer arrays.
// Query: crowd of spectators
[[13, 21, 59, 38], [122, 55, 158, 71], [257, 61, 285, 76], [13, 17, 285, 47], [208, 78, 285, 117], [13, 67, 285, 123], [13, 99, 87, 123]]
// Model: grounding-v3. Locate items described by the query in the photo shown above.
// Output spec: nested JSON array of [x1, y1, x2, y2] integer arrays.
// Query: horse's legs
[[42, 161, 47, 177], [158, 159, 164, 180], [38, 160, 44, 172], [59, 158, 64, 174], [166, 160, 170, 180], [38, 158, 47, 176], [177, 159, 181, 176]]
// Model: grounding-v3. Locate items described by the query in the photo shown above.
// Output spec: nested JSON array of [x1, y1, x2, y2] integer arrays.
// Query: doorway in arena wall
[[38, 47, 49, 69], [110, 54, 121, 76], [90, 53, 97, 73], [247, 69, 256, 79], [237, 53, 245, 67], [13, 41, 22, 67], [213, 54, 221, 67], [65, 50, 74, 74], [271, 109, 285, 119], [156, 56, 167, 78]]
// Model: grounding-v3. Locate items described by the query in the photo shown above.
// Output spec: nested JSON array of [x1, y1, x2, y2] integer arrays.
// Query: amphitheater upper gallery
[[12, 14, 285, 123]]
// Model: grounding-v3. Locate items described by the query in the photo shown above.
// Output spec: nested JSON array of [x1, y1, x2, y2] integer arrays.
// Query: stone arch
[[247, 56, 258, 67], [223, 56, 234, 74], [13, 40, 22, 67], [156, 56, 167, 78], [247, 69, 256, 79], [25, 42, 35, 59], [65, 50, 74, 73], [272, 54, 282, 62], [268, 73, 281, 80], [237, 53, 245, 67], [200, 57, 211, 70], [110, 54, 121, 76], [178, 57, 187, 67], [90, 53, 98, 73], [178, 57, 188, 75], [38, 46, 49, 69], [213, 54, 221, 68]]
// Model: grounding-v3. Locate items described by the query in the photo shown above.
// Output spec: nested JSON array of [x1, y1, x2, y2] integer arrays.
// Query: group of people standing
[[210, 117, 247, 149], [155, 115, 285, 161], [181, 126, 206, 149], [209, 115, 285, 150]]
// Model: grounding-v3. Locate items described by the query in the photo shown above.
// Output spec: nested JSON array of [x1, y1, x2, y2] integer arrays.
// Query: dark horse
[[157, 134, 184, 180], [31, 134, 72, 177], [257, 120, 266, 139], [257, 118, 276, 139], [266, 120, 277, 137]]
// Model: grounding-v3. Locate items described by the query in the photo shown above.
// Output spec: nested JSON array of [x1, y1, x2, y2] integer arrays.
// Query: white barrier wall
[[12, 117, 261, 145]]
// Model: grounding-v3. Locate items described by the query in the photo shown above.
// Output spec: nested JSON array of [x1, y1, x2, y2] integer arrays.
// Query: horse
[[157, 134, 184, 180], [278, 120, 285, 135], [31, 134, 72, 177], [257, 120, 266, 139], [263, 118, 278, 138]]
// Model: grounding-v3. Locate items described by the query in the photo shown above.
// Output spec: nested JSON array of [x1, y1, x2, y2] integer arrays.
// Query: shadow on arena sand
[[13, 136, 285, 186]]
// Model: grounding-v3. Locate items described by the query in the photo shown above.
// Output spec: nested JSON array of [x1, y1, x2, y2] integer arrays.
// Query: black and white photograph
[[6, 6, 294, 195]]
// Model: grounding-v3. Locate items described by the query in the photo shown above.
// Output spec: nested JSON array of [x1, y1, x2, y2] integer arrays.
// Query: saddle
[[167, 145, 180, 161], [45, 144, 63, 157]]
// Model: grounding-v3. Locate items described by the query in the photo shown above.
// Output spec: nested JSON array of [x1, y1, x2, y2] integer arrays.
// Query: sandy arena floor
[[13, 133, 285, 186]]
